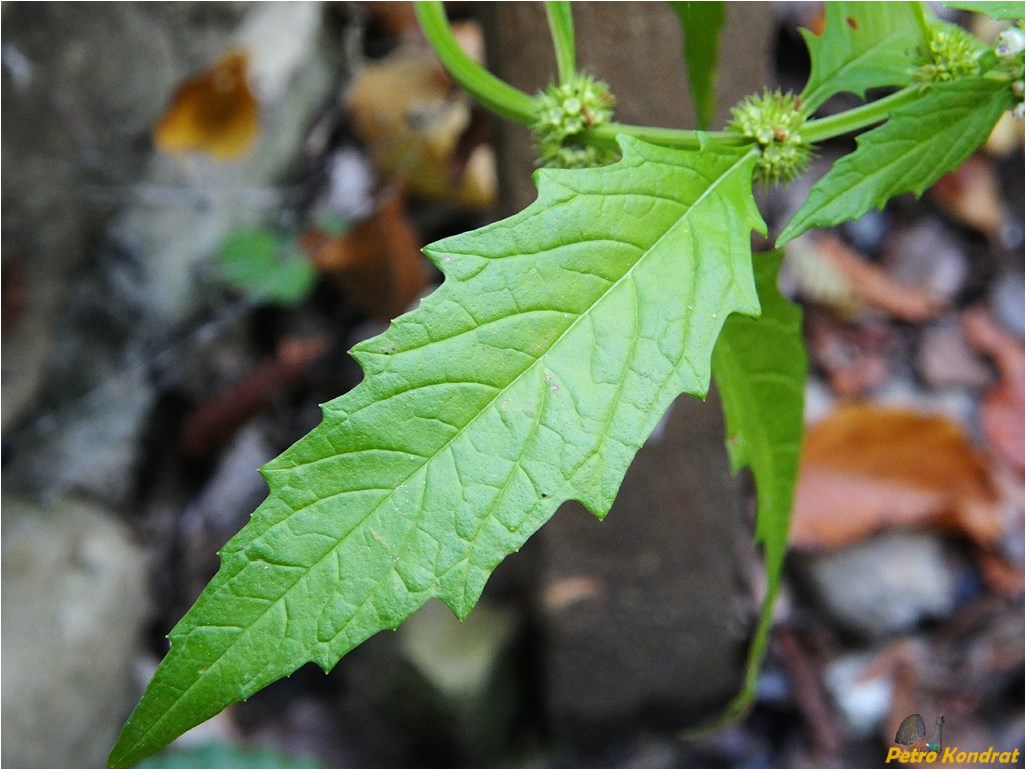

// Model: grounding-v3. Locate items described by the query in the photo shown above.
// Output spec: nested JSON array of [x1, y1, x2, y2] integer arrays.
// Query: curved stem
[[414, 2, 539, 125], [417, 0, 931, 159], [802, 86, 921, 143], [546, 2, 577, 84]]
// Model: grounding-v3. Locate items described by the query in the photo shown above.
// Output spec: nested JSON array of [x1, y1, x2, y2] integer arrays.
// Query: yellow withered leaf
[[154, 50, 259, 161]]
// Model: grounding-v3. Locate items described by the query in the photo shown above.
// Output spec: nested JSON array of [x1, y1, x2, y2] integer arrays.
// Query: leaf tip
[[441, 594, 473, 621]]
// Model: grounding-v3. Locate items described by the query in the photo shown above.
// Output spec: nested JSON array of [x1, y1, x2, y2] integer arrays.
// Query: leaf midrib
[[120, 145, 756, 761]]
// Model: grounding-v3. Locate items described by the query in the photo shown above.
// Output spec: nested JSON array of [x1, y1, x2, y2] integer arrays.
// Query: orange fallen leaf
[[928, 155, 1005, 239], [154, 50, 259, 161], [791, 405, 1002, 549], [963, 308, 1025, 472], [813, 235, 947, 322], [301, 188, 427, 320]]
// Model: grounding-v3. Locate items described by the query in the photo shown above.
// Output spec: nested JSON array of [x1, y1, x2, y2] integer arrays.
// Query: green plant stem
[[416, 3, 934, 159], [413, 1, 538, 125], [588, 85, 923, 152], [585, 122, 749, 150], [912, 2, 934, 48], [801, 85, 921, 142], [546, 2, 577, 83]]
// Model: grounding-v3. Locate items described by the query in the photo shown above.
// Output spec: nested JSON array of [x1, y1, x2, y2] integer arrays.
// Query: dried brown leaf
[[792, 405, 1002, 549], [182, 335, 330, 459], [963, 308, 1025, 472], [345, 29, 495, 208], [302, 189, 427, 320], [928, 155, 1005, 239], [815, 235, 947, 322]]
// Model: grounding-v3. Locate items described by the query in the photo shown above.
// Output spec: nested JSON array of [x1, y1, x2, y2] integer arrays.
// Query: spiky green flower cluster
[[728, 89, 813, 186], [532, 74, 618, 169], [914, 24, 984, 84]]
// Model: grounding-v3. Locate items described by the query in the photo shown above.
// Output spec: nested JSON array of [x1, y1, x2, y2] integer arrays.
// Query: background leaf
[[799, 2, 923, 112], [942, 1, 1026, 20], [109, 135, 763, 767], [778, 77, 1013, 244], [710, 249, 806, 718], [669, 1, 726, 129], [219, 228, 316, 306]]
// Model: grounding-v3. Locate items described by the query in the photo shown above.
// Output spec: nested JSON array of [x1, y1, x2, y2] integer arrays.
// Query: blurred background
[[2, 2, 1022, 767]]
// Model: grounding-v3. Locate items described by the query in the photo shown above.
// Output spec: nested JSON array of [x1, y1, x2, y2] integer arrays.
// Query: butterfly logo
[[895, 713, 945, 753]]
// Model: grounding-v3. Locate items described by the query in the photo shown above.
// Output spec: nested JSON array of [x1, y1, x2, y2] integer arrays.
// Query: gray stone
[[3, 2, 343, 504], [0, 3, 246, 432], [538, 393, 752, 730], [916, 317, 993, 391], [881, 221, 970, 303], [990, 270, 1025, 338], [1, 496, 150, 768], [344, 598, 521, 762], [823, 651, 897, 738], [797, 532, 957, 639]]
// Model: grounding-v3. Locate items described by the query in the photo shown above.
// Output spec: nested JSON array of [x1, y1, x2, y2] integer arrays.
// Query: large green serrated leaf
[[714, 251, 804, 597], [779, 77, 1013, 244], [109, 135, 763, 768], [943, 1, 1025, 20], [669, 1, 726, 129], [800, 2, 923, 112], [709, 250, 805, 722]]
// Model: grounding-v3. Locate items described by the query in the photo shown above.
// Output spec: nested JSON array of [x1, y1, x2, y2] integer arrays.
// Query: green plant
[[109, 2, 1023, 765], [218, 226, 318, 306]]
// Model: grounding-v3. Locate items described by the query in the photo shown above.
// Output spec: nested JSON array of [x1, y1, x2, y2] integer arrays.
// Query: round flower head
[[532, 74, 618, 168], [729, 89, 813, 185], [914, 24, 983, 84]]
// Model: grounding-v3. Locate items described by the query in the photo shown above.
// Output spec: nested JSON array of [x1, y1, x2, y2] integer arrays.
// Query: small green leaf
[[109, 135, 763, 768], [220, 228, 316, 306], [779, 77, 1013, 244], [669, 1, 726, 130], [711, 250, 805, 719], [942, 1, 1025, 20], [800, 2, 923, 112]]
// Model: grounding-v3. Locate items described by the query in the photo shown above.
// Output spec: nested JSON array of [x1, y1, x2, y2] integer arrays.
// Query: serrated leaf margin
[[109, 135, 766, 768], [779, 77, 1013, 244]]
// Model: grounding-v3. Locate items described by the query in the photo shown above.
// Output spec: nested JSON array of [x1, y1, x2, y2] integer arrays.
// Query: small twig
[[776, 631, 844, 765], [182, 335, 331, 459]]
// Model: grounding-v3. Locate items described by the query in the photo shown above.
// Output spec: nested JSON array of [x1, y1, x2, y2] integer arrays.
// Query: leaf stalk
[[545, 2, 577, 84], [413, 1, 539, 125], [801, 86, 922, 143], [585, 121, 749, 150]]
